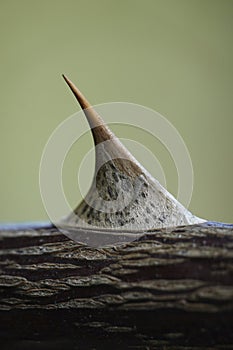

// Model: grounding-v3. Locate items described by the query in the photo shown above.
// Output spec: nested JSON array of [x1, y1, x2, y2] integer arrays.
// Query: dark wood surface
[[0, 221, 233, 349]]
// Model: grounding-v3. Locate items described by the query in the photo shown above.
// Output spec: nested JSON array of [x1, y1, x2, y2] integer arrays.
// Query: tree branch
[[0, 222, 233, 349]]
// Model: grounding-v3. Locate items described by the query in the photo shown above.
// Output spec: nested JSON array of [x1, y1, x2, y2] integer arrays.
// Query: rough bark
[[0, 221, 233, 349]]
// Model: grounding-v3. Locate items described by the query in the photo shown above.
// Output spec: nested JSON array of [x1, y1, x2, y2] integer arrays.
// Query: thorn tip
[[62, 74, 113, 144]]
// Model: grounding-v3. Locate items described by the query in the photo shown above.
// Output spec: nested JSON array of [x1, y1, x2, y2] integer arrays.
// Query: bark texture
[[0, 221, 233, 349]]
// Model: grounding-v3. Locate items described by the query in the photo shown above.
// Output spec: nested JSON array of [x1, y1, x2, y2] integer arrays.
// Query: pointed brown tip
[[62, 74, 91, 111], [62, 74, 113, 144]]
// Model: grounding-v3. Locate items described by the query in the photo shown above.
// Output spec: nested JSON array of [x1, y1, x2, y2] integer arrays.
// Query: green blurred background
[[0, 0, 232, 223]]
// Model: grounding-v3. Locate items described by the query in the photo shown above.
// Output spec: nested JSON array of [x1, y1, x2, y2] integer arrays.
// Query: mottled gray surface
[[65, 157, 202, 233]]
